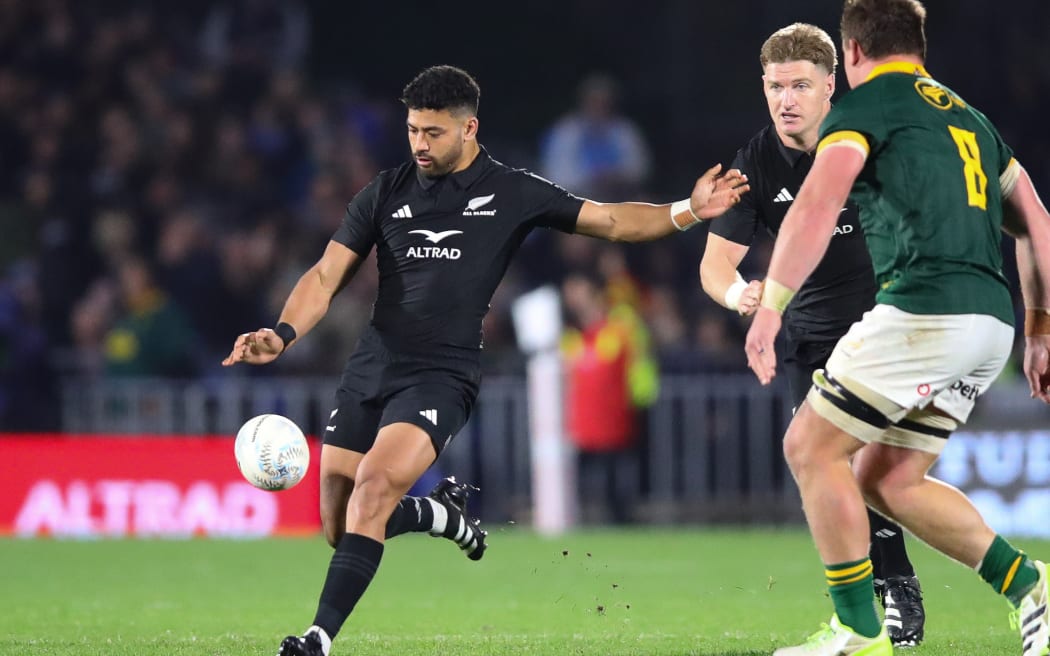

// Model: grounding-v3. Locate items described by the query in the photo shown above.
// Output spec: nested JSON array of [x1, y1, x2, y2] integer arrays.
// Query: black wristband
[[274, 322, 297, 352]]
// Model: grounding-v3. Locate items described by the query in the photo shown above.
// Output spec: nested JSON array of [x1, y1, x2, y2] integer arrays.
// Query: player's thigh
[[783, 400, 868, 471], [346, 422, 438, 533], [852, 438, 939, 497], [355, 422, 439, 495]]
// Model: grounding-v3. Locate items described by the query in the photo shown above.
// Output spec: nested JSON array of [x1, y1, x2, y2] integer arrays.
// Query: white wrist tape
[[670, 199, 701, 231], [724, 277, 748, 311]]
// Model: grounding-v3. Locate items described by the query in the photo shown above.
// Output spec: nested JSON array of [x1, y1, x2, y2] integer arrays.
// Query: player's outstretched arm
[[1001, 162, 1050, 402], [699, 234, 763, 316], [222, 241, 364, 367], [574, 164, 749, 242]]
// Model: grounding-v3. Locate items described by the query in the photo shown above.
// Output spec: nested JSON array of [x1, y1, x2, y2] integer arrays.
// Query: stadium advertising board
[[932, 430, 1050, 538], [0, 435, 321, 538]]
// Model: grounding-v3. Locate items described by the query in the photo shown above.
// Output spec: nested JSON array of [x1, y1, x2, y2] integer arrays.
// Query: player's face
[[406, 108, 478, 178], [762, 61, 834, 144]]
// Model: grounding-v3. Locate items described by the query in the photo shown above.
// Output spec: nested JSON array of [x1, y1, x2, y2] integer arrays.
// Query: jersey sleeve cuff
[[816, 131, 871, 160], [1000, 157, 1020, 198]]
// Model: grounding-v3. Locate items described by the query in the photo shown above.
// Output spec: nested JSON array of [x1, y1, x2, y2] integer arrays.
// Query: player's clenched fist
[[736, 280, 764, 316]]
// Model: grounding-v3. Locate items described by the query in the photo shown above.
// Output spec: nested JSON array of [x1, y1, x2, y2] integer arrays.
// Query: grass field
[[2, 528, 1045, 655]]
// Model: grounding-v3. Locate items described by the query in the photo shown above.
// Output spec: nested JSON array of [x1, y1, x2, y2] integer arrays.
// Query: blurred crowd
[[1, 0, 1046, 431]]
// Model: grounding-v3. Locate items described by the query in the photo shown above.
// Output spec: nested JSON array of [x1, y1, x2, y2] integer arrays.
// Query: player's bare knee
[[782, 428, 806, 475], [346, 472, 400, 526], [782, 422, 819, 476]]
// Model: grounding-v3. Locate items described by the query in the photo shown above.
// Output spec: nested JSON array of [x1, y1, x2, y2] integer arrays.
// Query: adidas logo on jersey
[[773, 188, 794, 203], [392, 204, 413, 218], [419, 409, 438, 425]]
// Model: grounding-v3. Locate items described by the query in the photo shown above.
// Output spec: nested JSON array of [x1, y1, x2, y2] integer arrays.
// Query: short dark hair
[[841, 0, 926, 60], [400, 65, 480, 116], [760, 23, 837, 74]]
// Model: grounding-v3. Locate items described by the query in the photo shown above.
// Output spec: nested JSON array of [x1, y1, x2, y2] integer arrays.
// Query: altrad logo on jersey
[[407, 229, 464, 260]]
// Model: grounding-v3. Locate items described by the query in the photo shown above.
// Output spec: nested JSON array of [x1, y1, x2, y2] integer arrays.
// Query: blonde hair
[[760, 23, 838, 74]]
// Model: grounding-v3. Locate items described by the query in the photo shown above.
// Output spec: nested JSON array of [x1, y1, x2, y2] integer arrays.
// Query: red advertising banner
[[0, 435, 321, 538]]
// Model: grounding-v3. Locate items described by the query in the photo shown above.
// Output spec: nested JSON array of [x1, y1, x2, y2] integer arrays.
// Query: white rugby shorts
[[811, 304, 1013, 449]]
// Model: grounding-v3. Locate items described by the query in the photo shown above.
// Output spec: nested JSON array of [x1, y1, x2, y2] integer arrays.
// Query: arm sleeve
[[970, 107, 1015, 177], [989, 120, 1019, 196], [331, 177, 382, 256], [817, 91, 879, 158], [708, 150, 759, 245], [517, 170, 586, 234]]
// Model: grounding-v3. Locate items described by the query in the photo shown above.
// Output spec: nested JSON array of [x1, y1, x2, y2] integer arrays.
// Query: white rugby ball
[[234, 414, 310, 491]]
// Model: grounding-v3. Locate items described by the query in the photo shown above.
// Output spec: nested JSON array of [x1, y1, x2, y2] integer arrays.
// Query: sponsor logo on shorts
[[950, 380, 981, 401], [916, 381, 981, 400]]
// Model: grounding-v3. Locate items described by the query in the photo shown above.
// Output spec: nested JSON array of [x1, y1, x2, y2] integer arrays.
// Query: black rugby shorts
[[324, 343, 478, 456]]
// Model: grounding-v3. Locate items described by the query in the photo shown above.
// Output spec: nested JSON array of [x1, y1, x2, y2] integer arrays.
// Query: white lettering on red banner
[[14, 480, 278, 538], [0, 435, 320, 539]]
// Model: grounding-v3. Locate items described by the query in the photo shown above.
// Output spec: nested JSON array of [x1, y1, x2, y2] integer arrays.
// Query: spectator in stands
[[0, 260, 56, 430], [103, 255, 196, 378], [200, 0, 310, 72], [539, 74, 652, 201], [0, 0, 1041, 397]]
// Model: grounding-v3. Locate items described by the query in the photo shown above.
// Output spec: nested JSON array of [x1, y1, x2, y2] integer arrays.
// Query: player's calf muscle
[[320, 475, 353, 546]]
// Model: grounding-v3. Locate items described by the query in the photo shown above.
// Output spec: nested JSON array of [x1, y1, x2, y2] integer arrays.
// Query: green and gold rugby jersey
[[817, 62, 1015, 326]]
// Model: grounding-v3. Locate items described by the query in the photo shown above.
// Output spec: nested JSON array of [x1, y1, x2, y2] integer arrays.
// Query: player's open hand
[[736, 280, 764, 316], [689, 164, 750, 220], [1023, 335, 1050, 403], [745, 307, 781, 385], [221, 328, 284, 366]]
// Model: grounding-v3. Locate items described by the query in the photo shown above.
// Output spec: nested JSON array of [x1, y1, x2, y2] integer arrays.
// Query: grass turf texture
[[2, 529, 1045, 655]]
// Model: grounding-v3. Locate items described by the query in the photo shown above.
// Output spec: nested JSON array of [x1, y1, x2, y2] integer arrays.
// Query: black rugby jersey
[[709, 125, 876, 349], [332, 146, 583, 356]]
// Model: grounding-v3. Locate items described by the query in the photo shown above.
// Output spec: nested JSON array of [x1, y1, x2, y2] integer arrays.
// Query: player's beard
[[416, 141, 462, 178]]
